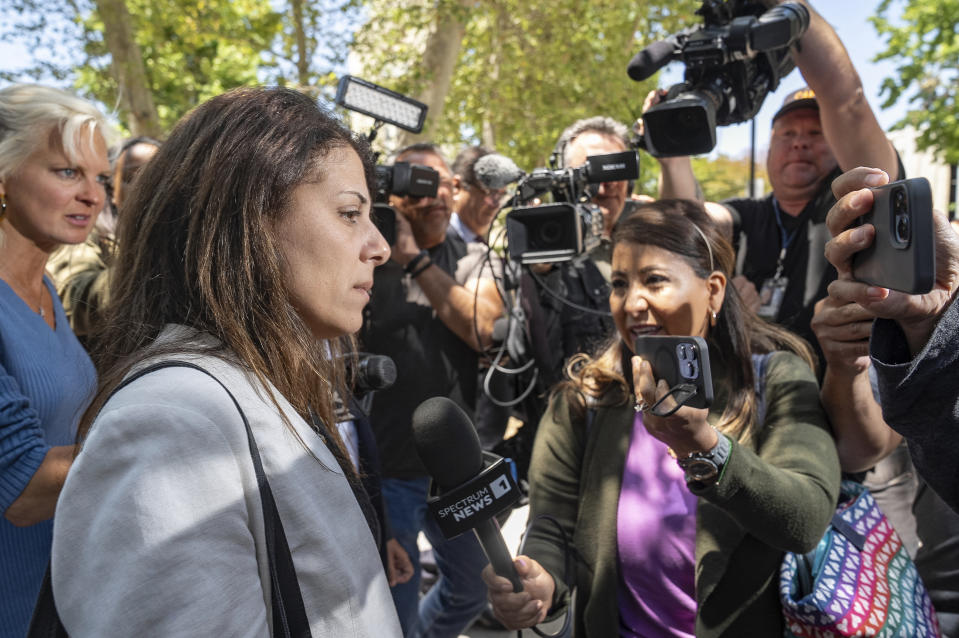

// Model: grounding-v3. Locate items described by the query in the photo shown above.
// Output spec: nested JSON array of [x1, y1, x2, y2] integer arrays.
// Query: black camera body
[[375, 162, 439, 201], [505, 150, 638, 264], [370, 161, 440, 245], [632, 0, 809, 157]]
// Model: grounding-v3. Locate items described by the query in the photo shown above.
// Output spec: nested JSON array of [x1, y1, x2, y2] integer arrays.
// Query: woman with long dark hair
[[485, 200, 841, 637], [50, 87, 400, 636]]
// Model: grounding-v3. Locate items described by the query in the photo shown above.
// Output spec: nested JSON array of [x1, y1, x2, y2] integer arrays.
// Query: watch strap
[[676, 427, 730, 486]]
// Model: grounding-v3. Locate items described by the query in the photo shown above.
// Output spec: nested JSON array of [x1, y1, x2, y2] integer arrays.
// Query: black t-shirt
[[723, 167, 842, 347], [360, 229, 488, 479]]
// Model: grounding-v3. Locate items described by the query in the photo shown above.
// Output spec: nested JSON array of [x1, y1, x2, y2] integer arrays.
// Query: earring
[[710, 310, 718, 327]]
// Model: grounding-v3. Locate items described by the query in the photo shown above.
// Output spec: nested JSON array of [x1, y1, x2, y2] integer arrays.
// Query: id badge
[[757, 276, 788, 320]]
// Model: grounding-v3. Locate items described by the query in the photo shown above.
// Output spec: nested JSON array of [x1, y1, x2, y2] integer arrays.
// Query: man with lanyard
[[655, 0, 901, 349]]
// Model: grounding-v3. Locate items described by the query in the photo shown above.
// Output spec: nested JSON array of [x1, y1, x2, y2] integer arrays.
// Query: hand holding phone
[[633, 335, 714, 413], [851, 177, 934, 294]]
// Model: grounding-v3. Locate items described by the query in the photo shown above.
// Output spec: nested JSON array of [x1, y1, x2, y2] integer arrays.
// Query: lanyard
[[772, 198, 800, 278]]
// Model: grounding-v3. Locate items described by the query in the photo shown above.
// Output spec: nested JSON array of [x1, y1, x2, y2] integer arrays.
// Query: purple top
[[616, 412, 697, 637]]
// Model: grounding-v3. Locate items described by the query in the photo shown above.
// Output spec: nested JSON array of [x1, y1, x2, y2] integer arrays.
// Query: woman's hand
[[632, 355, 717, 457], [482, 556, 555, 630], [4, 444, 76, 527], [385, 538, 414, 586]]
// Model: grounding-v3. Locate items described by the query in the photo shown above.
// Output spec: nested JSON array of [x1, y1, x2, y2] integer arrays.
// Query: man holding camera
[[555, 116, 638, 279], [657, 0, 900, 347], [520, 117, 635, 397], [359, 142, 503, 638]]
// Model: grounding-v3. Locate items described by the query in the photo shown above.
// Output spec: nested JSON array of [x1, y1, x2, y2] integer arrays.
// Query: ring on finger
[[634, 398, 649, 413]]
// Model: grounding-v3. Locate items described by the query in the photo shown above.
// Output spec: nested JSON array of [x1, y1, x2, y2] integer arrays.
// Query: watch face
[[685, 459, 719, 481]]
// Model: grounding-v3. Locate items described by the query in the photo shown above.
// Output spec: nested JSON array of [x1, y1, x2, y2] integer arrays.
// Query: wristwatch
[[676, 429, 731, 487]]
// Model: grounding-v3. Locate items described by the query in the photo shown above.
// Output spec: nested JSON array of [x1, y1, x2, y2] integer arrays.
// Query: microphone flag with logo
[[412, 396, 523, 592]]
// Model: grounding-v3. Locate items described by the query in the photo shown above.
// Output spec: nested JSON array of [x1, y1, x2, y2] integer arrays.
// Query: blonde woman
[[0, 84, 113, 637]]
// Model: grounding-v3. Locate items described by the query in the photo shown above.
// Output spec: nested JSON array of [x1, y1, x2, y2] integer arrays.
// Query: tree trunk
[[397, 10, 466, 147], [95, 0, 162, 137], [290, 0, 310, 86]]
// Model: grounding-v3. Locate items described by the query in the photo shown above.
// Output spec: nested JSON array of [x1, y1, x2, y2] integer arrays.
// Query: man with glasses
[[553, 116, 638, 280], [450, 146, 506, 244], [360, 143, 503, 638]]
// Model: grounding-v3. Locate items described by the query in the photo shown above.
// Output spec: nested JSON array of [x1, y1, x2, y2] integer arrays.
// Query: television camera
[[502, 150, 639, 264], [628, 0, 810, 157]]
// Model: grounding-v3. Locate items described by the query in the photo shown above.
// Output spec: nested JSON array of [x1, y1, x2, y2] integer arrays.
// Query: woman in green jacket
[[484, 199, 840, 637]]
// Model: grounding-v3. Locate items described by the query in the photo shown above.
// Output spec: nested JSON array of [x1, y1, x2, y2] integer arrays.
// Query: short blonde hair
[[0, 84, 117, 180]]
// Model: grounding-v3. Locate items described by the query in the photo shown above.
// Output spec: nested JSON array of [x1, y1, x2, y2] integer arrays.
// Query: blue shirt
[[0, 275, 96, 637]]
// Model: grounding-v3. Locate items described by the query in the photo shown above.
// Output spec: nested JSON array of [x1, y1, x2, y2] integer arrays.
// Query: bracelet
[[404, 250, 430, 275], [410, 257, 433, 279]]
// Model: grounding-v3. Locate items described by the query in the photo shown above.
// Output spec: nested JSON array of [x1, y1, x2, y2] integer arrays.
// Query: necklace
[[35, 281, 47, 319], [0, 266, 47, 319]]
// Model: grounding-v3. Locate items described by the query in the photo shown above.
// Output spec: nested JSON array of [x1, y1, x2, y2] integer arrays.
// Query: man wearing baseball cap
[[655, 0, 900, 349]]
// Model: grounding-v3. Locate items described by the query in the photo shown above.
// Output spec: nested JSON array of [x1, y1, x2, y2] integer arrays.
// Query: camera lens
[[894, 188, 906, 212], [895, 214, 910, 243], [535, 220, 564, 247]]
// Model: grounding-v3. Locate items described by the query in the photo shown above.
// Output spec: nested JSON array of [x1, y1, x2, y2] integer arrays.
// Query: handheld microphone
[[412, 397, 524, 592], [474, 154, 524, 191], [348, 353, 397, 396], [626, 38, 678, 82]]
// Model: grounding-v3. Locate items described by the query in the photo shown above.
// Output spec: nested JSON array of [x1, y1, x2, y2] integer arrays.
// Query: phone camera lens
[[684, 362, 696, 378], [894, 188, 906, 212], [896, 214, 910, 243]]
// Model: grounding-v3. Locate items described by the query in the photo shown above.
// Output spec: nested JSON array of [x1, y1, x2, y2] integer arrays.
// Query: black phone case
[[852, 177, 935, 294], [633, 335, 714, 409]]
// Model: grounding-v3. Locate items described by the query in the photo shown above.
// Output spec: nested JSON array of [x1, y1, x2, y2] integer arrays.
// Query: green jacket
[[523, 351, 840, 637]]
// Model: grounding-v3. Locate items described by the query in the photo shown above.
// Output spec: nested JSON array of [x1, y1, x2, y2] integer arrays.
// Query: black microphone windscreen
[[627, 39, 676, 82], [411, 397, 483, 490], [359, 354, 397, 391], [474, 154, 523, 191]]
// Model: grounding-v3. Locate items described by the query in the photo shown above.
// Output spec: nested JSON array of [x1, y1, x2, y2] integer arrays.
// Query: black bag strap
[[28, 360, 313, 638]]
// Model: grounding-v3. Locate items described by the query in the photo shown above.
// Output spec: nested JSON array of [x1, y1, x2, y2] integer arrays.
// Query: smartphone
[[852, 177, 934, 294], [633, 335, 713, 410]]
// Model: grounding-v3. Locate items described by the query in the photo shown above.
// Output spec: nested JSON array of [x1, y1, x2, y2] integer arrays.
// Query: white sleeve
[[52, 371, 269, 638]]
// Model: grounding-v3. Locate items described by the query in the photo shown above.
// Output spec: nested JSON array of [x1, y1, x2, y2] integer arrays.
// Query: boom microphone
[[627, 38, 679, 82], [474, 154, 524, 191], [412, 397, 523, 592]]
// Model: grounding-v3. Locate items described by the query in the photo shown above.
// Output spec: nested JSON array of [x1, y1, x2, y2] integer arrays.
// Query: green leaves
[[872, 0, 959, 163], [351, 0, 700, 171]]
